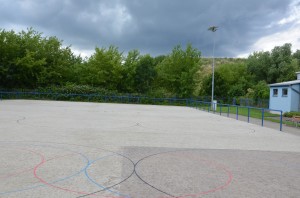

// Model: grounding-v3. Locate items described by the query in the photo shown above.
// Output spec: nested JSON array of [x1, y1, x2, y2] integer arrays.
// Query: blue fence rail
[[188, 100, 283, 131], [195, 96, 269, 108], [0, 91, 282, 131]]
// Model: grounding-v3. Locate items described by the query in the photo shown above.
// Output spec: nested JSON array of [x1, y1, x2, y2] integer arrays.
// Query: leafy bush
[[283, 111, 300, 118], [37, 83, 119, 95], [147, 87, 175, 98]]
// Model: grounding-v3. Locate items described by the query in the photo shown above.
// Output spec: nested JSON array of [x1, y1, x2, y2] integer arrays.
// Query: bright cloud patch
[[278, 0, 300, 25], [251, 25, 300, 52], [238, 0, 300, 56]]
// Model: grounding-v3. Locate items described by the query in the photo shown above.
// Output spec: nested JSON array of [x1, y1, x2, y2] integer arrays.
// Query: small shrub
[[283, 111, 300, 118]]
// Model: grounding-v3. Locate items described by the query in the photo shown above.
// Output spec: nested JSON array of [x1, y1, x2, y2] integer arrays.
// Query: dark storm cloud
[[0, 0, 294, 57], [121, 0, 291, 56]]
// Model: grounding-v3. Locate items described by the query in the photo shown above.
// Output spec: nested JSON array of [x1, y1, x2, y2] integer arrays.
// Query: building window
[[273, 89, 278, 97], [282, 88, 288, 96]]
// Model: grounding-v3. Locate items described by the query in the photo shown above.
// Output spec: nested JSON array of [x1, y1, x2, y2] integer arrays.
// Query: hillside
[[200, 57, 247, 74]]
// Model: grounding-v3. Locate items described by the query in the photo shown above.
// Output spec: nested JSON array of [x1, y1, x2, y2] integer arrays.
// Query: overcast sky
[[1, 0, 300, 58]]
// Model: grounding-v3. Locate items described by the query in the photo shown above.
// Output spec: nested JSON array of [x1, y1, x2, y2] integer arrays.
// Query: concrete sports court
[[0, 100, 299, 198]]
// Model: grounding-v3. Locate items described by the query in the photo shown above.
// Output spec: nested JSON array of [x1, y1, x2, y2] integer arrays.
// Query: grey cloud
[[0, 0, 294, 57], [122, 0, 291, 56]]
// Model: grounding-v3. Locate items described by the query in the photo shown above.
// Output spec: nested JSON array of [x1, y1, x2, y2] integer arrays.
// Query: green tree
[[14, 50, 46, 87], [0, 28, 82, 88], [247, 51, 271, 83], [201, 62, 251, 98], [293, 49, 300, 68], [121, 49, 140, 92], [201, 71, 228, 98], [153, 55, 166, 66], [156, 44, 201, 97], [82, 46, 123, 90], [37, 36, 82, 86], [253, 81, 269, 100], [247, 43, 297, 84], [134, 54, 156, 93], [268, 43, 294, 82], [0, 28, 46, 88]]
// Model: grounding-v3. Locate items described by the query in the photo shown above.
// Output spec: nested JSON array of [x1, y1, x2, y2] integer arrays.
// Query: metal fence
[[0, 91, 282, 131], [196, 96, 269, 108], [188, 100, 282, 131]]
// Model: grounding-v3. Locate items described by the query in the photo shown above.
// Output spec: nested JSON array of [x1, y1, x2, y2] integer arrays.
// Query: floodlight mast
[[208, 26, 218, 110]]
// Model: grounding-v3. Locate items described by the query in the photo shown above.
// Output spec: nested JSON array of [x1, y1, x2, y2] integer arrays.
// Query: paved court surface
[[0, 100, 299, 198]]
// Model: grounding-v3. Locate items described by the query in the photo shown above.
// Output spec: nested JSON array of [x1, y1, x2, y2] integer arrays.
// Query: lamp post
[[208, 26, 218, 110]]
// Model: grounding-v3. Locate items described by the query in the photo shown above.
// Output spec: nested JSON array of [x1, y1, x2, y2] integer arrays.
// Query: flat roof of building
[[269, 80, 300, 87]]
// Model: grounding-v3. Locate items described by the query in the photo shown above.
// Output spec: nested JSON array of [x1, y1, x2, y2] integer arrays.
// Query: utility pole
[[208, 26, 218, 110]]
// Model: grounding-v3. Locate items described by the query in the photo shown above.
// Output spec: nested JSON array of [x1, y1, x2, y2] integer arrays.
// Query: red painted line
[[0, 148, 76, 180], [32, 148, 122, 198], [0, 143, 125, 198], [155, 151, 234, 198], [178, 166, 233, 198], [181, 154, 233, 198], [0, 148, 44, 180]]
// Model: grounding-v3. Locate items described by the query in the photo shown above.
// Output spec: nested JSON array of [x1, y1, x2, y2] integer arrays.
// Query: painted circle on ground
[[0, 141, 135, 198], [135, 150, 233, 198]]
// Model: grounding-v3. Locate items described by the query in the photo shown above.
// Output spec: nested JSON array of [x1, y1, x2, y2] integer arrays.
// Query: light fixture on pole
[[208, 26, 218, 110]]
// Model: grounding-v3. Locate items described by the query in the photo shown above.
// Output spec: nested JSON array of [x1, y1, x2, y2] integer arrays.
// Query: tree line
[[1, 28, 300, 100]]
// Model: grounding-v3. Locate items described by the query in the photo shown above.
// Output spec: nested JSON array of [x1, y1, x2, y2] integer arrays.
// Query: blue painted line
[[84, 155, 131, 198], [0, 143, 127, 197], [0, 146, 90, 195]]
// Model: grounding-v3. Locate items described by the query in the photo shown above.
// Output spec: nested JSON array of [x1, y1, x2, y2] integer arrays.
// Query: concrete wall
[[269, 86, 291, 112]]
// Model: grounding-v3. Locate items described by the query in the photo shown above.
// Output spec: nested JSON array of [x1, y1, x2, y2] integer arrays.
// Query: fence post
[[227, 105, 229, 117], [248, 107, 250, 123], [261, 108, 265, 127], [220, 103, 222, 115], [213, 101, 216, 114], [236, 106, 239, 120], [280, 111, 283, 131]]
